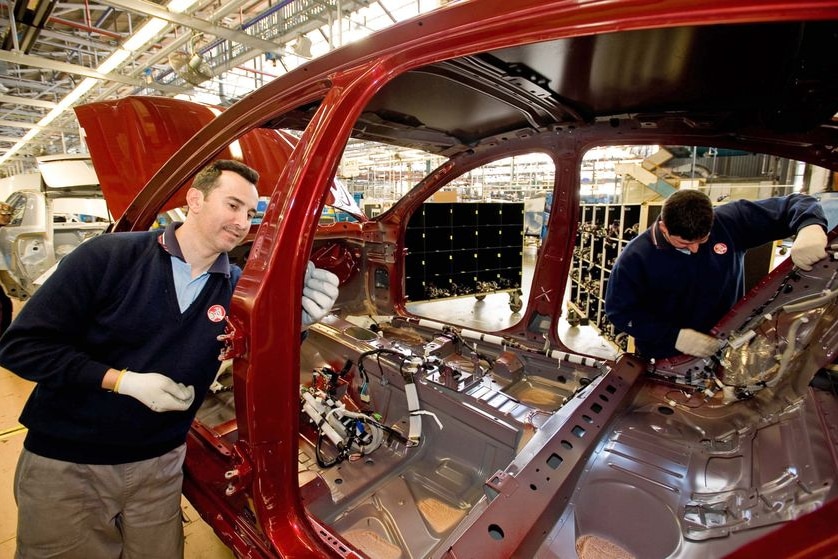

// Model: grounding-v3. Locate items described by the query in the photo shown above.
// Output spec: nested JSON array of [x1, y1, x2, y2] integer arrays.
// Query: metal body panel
[[0, 182, 109, 301], [72, 1, 838, 557], [75, 96, 296, 217]]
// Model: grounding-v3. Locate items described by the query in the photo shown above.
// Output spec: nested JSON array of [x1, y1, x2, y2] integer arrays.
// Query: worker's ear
[[185, 187, 204, 213]]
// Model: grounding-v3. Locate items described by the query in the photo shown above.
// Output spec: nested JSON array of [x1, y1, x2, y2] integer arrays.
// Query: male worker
[[605, 190, 828, 360], [0, 160, 339, 558]]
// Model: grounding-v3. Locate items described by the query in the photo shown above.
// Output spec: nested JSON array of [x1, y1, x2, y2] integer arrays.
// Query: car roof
[[75, 1, 838, 229], [265, 21, 838, 159]]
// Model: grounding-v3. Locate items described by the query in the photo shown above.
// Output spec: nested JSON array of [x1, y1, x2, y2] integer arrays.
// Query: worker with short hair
[[605, 189, 828, 359], [0, 159, 339, 558]]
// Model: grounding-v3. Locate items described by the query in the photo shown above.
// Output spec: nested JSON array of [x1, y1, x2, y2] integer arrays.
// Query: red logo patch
[[713, 243, 728, 255], [207, 305, 226, 322]]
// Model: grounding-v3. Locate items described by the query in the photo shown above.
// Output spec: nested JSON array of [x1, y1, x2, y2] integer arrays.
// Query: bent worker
[[605, 189, 828, 360]]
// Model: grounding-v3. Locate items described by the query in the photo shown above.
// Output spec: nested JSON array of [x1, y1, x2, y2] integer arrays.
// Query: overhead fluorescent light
[[55, 78, 97, 110], [123, 19, 168, 51], [122, 0, 199, 52], [39, 78, 97, 126], [168, 0, 200, 13], [96, 48, 131, 74], [21, 129, 39, 142]]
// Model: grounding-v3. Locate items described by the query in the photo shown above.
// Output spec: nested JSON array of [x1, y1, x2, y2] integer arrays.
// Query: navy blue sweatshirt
[[0, 224, 239, 464], [605, 194, 827, 359]]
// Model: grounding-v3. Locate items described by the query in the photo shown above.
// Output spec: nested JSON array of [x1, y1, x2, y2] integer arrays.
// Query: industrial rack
[[567, 202, 661, 351], [405, 202, 524, 310]]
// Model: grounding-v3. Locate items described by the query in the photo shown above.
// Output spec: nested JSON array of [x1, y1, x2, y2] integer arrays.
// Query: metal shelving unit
[[567, 202, 661, 351]]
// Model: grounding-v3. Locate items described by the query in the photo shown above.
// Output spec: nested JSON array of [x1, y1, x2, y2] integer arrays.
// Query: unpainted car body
[[0, 154, 110, 331], [75, 1, 838, 557]]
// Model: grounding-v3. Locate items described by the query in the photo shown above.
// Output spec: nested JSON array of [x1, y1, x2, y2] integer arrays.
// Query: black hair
[[661, 190, 713, 240], [192, 160, 259, 195]]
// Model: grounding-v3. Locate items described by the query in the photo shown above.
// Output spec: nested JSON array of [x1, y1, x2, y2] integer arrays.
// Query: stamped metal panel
[[439, 355, 645, 557]]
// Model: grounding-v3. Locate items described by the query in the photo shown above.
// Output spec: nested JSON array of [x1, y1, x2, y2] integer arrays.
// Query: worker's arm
[[718, 194, 828, 253]]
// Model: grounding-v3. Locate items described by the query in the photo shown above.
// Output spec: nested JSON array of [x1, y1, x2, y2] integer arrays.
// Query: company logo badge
[[207, 305, 226, 322], [713, 243, 728, 255]]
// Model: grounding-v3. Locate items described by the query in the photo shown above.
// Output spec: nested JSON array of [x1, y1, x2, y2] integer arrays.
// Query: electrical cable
[[358, 348, 410, 380]]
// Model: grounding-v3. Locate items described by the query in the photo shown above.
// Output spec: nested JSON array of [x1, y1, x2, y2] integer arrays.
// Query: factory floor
[[0, 245, 614, 557]]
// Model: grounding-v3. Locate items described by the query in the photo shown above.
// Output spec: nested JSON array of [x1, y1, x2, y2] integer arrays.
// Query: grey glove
[[791, 224, 827, 271], [116, 370, 195, 412], [302, 260, 340, 329], [675, 328, 721, 358]]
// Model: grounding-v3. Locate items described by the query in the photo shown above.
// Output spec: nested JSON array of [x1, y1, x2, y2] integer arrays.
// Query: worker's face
[[659, 221, 709, 254], [189, 170, 258, 253]]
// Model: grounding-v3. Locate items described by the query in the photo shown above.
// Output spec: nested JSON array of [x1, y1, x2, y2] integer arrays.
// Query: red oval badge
[[207, 304, 226, 322], [713, 243, 728, 255]]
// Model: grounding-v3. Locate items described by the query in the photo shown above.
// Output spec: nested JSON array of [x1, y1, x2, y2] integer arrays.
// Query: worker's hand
[[301, 261, 340, 329], [791, 224, 828, 271], [116, 371, 195, 412], [675, 329, 721, 358]]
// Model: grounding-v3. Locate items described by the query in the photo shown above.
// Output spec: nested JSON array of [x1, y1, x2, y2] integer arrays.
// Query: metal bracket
[[224, 442, 254, 497], [218, 316, 246, 361]]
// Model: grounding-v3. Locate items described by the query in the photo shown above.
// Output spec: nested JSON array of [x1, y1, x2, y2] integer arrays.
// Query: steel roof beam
[[0, 119, 73, 132], [0, 51, 186, 94], [96, 0, 283, 53], [0, 94, 56, 109]]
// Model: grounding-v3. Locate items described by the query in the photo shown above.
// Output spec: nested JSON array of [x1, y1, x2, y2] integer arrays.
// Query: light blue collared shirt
[[171, 257, 210, 312], [157, 222, 232, 313]]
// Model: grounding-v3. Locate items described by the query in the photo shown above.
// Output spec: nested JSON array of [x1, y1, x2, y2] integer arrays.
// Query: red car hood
[[75, 96, 363, 220]]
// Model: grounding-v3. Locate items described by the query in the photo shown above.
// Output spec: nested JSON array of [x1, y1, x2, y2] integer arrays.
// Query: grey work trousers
[[13, 444, 186, 559]]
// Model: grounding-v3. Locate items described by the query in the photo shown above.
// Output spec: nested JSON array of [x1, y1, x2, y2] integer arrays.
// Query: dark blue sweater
[[605, 194, 827, 359], [0, 225, 240, 464]]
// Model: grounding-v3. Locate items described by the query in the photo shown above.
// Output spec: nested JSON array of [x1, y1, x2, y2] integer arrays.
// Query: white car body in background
[[0, 154, 111, 331]]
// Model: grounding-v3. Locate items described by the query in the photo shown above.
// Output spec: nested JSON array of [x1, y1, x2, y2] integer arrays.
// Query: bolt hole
[[488, 524, 505, 540]]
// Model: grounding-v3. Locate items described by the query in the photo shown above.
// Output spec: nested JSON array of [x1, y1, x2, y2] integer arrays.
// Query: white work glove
[[790, 224, 828, 271], [301, 261, 340, 329], [675, 329, 721, 358], [116, 371, 195, 412]]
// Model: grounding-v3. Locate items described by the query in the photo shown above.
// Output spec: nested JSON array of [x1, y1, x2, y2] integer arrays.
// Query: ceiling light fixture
[[97, 49, 132, 74], [123, 19, 169, 52], [0, 0, 201, 169]]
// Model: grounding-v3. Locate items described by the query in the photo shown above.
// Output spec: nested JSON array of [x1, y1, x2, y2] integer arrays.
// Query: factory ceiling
[[0, 0, 435, 175]]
